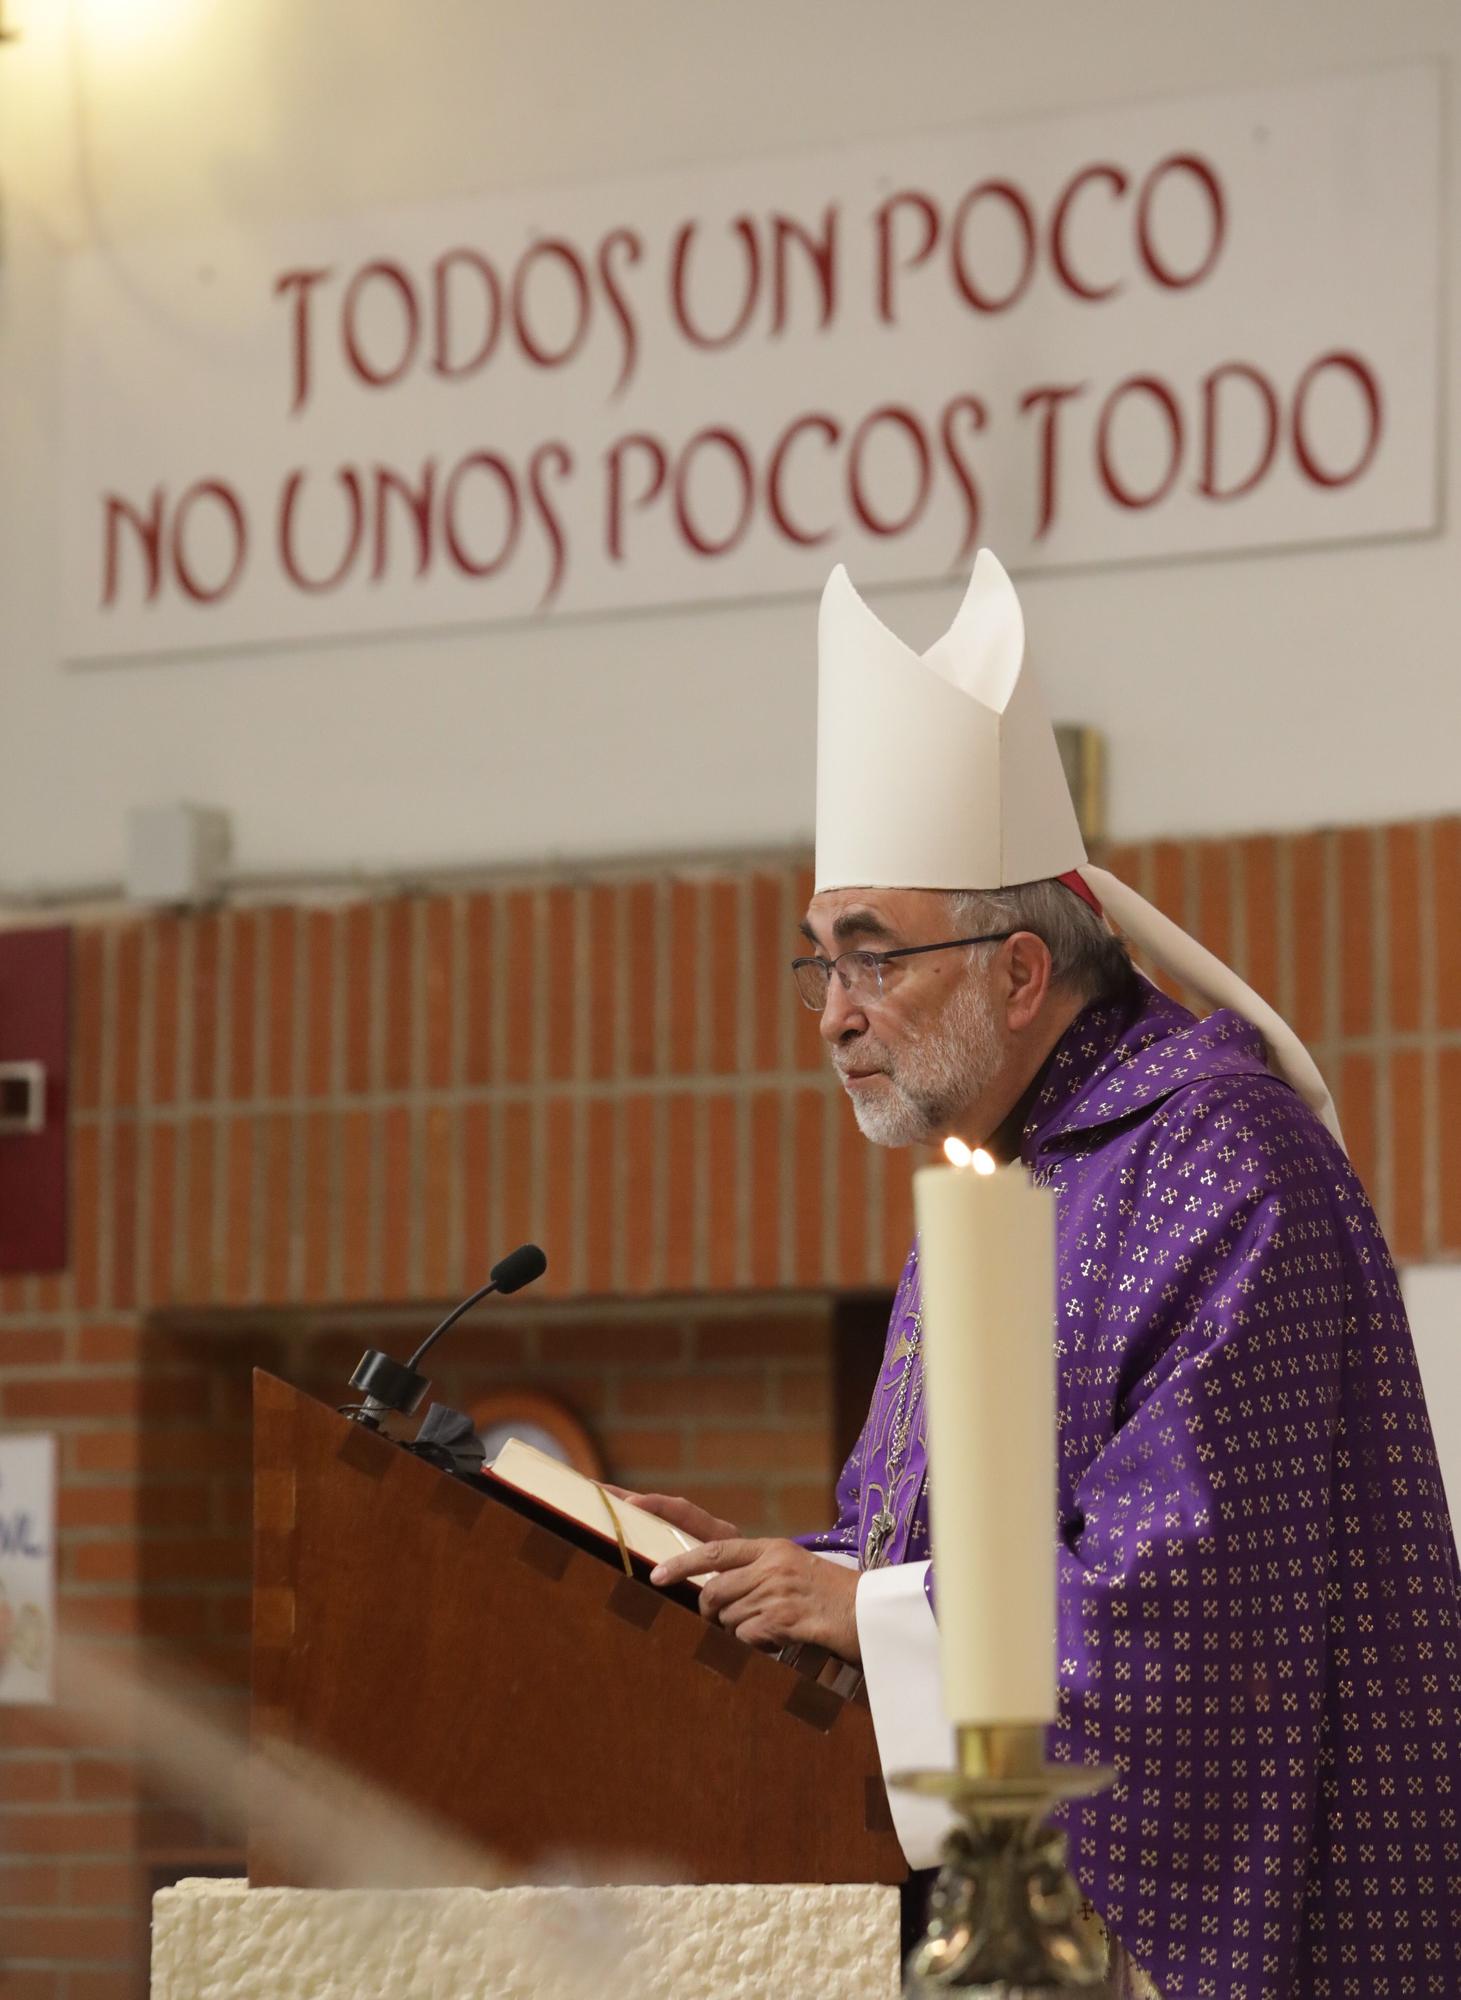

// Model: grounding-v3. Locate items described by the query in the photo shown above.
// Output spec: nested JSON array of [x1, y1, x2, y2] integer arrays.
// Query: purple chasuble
[[799, 978, 1461, 1999]]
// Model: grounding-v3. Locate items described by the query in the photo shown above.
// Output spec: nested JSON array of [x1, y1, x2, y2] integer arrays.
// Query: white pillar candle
[[912, 1146, 1057, 1725]]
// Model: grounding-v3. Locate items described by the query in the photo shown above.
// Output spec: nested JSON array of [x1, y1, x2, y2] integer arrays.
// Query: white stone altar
[[151, 1878, 903, 2000]]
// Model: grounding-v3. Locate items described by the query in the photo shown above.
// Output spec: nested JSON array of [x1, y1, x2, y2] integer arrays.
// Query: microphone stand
[[347, 1275, 506, 1432], [343, 1245, 547, 1431]]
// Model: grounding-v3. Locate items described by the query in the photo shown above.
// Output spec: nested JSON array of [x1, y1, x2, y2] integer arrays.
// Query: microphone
[[469, 1241, 548, 1304], [346, 1243, 548, 1430]]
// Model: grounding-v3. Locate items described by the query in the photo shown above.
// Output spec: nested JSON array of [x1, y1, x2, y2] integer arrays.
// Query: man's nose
[[818, 973, 868, 1044]]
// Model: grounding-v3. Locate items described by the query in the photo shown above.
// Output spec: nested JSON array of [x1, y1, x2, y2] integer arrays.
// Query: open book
[[485, 1437, 710, 1584]]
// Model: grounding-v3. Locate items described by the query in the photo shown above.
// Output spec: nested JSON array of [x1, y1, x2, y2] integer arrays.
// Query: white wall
[[1, 0, 1458, 894]]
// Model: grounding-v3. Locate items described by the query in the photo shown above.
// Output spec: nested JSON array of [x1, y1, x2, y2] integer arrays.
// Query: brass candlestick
[[893, 1723, 1119, 1998]]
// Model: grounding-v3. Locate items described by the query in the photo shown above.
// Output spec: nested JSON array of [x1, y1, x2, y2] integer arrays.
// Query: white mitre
[[815, 551, 1343, 1147]]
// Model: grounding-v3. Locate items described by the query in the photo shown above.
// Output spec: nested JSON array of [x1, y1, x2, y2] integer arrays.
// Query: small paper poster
[[0, 1434, 56, 1704]]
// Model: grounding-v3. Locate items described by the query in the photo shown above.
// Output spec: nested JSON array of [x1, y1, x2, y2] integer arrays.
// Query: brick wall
[[1101, 820, 1461, 1260], [43, 859, 905, 1314], [1, 815, 1458, 1998]]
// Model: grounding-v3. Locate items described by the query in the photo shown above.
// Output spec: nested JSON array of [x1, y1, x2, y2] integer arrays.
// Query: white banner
[[63, 65, 1440, 662], [0, 1434, 56, 1705]]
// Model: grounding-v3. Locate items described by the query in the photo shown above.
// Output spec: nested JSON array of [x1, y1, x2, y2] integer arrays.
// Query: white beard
[[837, 972, 1005, 1148]]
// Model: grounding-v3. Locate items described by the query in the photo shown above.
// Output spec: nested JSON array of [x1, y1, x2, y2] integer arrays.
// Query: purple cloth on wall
[[798, 978, 1461, 1999]]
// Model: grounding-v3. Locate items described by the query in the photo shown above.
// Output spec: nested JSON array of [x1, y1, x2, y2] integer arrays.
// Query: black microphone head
[[490, 1242, 547, 1295]]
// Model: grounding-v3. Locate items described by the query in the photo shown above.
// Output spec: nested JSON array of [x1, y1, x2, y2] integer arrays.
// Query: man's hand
[[649, 1537, 861, 1663]]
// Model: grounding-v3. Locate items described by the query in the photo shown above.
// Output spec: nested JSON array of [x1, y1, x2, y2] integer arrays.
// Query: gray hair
[[948, 879, 1136, 1005]]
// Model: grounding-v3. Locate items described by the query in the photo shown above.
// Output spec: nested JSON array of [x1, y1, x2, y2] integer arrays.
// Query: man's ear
[[1003, 931, 1054, 1033]]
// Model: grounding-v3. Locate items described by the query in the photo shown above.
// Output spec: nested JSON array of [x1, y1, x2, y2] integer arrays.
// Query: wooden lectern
[[250, 1372, 907, 1888]]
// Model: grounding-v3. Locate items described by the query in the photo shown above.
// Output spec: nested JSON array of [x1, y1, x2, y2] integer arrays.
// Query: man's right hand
[[603, 1486, 741, 1543]]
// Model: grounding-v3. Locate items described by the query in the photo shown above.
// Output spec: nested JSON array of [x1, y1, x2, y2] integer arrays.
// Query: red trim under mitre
[[1058, 868, 1104, 917]]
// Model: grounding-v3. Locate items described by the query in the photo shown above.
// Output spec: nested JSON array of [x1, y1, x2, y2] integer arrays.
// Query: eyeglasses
[[789, 932, 1016, 1012]]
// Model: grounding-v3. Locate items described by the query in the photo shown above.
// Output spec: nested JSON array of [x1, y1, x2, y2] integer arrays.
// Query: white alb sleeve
[[855, 1561, 958, 1870]]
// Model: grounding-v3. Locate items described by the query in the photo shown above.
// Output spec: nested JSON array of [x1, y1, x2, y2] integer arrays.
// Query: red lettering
[[528, 442, 573, 607], [1291, 351, 1383, 489], [771, 207, 838, 334], [1198, 362, 1280, 501], [873, 191, 940, 324], [170, 480, 248, 603], [939, 396, 987, 563], [1019, 383, 1087, 539], [1097, 374, 1184, 510], [278, 468, 363, 593], [949, 180, 1036, 314], [511, 239, 592, 369], [1136, 154, 1225, 291], [604, 433, 668, 562], [848, 406, 932, 537], [430, 250, 502, 381], [101, 489, 165, 606], [766, 414, 841, 546], [371, 461, 436, 580], [1049, 164, 1129, 302], [670, 218, 761, 349], [342, 261, 421, 389], [673, 427, 755, 557], [273, 267, 333, 416], [597, 228, 644, 396], [443, 452, 521, 578]]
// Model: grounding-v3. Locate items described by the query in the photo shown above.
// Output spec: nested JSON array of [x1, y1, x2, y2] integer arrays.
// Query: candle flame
[[943, 1136, 973, 1168], [972, 1148, 997, 1176]]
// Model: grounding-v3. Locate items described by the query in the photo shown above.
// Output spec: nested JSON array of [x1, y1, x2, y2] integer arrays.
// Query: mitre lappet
[[815, 550, 1343, 1146]]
